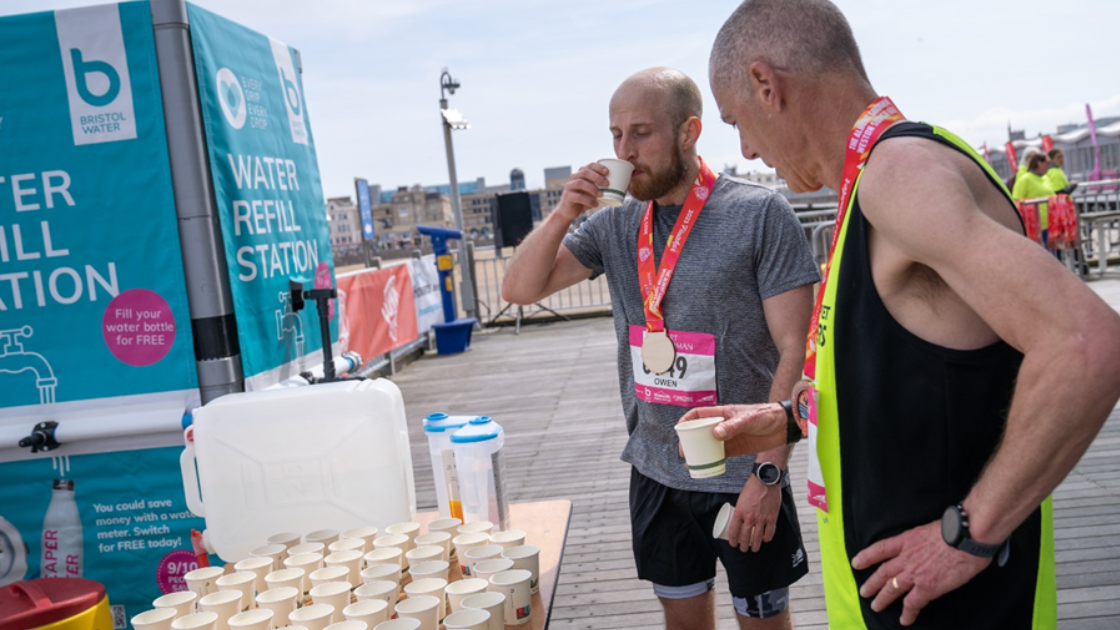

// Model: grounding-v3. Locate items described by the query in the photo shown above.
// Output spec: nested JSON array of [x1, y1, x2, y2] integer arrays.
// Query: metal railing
[[469, 250, 613, 326]]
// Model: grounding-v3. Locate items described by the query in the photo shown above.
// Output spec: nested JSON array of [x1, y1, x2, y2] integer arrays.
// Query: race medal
[[641, 330, 676, 374]]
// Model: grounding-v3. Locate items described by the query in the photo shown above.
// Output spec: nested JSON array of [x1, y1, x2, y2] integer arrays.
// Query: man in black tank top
[[677, 1, 1120, 628]]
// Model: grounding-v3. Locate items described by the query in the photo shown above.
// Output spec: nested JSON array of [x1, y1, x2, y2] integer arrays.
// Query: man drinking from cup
[[502, 67, 818, 629]]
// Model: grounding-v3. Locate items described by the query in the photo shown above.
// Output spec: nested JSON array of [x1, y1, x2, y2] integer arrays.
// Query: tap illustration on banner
[[0, 326, 58, 405], [275, 291, 305, 359]]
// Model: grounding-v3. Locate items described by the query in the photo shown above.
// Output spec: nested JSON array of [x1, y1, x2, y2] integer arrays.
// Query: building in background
[[327, 196, 360, 252], [511, 168, 526, 191], [981, 116, 1120, 182]]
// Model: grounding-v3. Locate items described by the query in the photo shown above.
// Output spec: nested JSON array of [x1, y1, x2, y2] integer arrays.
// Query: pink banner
[[633, 384, 717, 407]]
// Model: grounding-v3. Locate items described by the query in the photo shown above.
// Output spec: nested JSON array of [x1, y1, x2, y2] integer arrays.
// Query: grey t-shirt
[[563, 175, 820, 493]]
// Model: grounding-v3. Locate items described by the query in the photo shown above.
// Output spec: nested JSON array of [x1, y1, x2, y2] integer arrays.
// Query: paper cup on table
[[413, 533, 451, 563], [305, 529, 340, 548], [228, 609, 273, 630], [310, 565, 351, 590], [133, 607, 177, 630], [308, 582, 351, 623], [363, 548, 403, 573], [409, 560, 449, 583], [341, 526, 379, 554], [251, 544, 288, 571], [255, 587, 299, 626], [153, 590, 198, 618], [289, 542, 326, 558], [471, 559, 513, 584], [713, 502, 733, 541], [596, 158, 634, 207], [372, 534, 411, 569], [372, 620, 420, 630], [404, 545, 442, 568], [451, 533, 489, 577], [216, 572, 257, 612], [354, 580, 399, 617], [394, 596, 440, 630], [328, 538, 365, 555], [445, 578, 488, 614], [235, 557, 275, 596], [360, 563, 401, 588], [674, 416, 727, 478], [403, 577, 448, 619], [268, 532, 303, 554], [463, 545, 504, 578], [502, 545, 541, 594], [427, 518, 462, 535], [184, 566, 225, 599], [264, 569, 306, 606], [456, 522, 492, 536], [343, 599, 389, 628], [285, 553, 324, 594], [488, 529, 525, 550], [384, 523, 420, 551], [198, 590, 242, 630], [323, 622, 366, 630], [325, 549, 364, 586], [171, 612, 219, 630], [442, 609, 490, 630], [288, 603, 335, 630], [488, 569, 532, 625], [460, 592, 504, 630]]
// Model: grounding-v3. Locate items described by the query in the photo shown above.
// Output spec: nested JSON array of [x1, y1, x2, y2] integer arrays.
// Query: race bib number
[[629, 326, 717, 407]]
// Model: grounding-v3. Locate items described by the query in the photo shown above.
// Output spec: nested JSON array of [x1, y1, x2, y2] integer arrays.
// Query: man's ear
[[748, 60, 783, 114], [679, 116, 702, 152]]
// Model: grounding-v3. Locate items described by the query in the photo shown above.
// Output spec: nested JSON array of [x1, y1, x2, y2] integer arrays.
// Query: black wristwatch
[[778, 399, 802, 445], [941, 504, 1009, 566], [751, 461, 783, 486]]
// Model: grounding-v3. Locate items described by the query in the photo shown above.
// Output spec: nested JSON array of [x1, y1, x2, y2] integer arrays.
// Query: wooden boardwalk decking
[[389, 278, 1120, 629]]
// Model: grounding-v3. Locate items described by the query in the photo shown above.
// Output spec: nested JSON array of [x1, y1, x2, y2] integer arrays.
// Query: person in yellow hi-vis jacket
[[1044, 148, 1077, 194], [1012, 150, 1056, 246]]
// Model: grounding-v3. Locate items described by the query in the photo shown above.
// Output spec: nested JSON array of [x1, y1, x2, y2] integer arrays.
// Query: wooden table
[[414, 500, 572, 630]]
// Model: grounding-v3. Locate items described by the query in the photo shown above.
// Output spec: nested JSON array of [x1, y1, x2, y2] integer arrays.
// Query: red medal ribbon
[[804, 97, 905, 379], [638, 157, 718, 333]]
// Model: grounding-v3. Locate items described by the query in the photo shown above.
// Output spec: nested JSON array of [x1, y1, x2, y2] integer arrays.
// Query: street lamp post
[[439, 69, 476, 321]]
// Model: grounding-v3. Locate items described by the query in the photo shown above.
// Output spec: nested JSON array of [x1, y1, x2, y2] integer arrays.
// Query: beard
[[628, 145, 687, 202]]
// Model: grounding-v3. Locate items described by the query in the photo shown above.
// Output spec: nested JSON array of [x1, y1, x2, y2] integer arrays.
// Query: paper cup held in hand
[[597, 158, 634, 207], [713, 502, 733, 540], [674, 416, 726, 478]]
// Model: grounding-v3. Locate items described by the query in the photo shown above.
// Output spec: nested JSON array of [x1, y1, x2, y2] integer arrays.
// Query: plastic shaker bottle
[[450, 417, 510, 531], [423, 413, 472, 519]]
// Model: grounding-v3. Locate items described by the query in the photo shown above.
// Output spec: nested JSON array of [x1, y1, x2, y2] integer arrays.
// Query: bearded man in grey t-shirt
[[502, 67, 818, 630]]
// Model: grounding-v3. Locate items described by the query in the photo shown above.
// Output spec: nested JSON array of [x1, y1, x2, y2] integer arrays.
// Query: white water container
[[182, 379, 415, 561], [41, 479, 82, 578], [423, 413, 473, 520], [451, 417, 509, 531]]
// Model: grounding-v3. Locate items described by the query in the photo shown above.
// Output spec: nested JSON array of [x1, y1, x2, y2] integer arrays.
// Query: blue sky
[[4, 0, 1118, 199]]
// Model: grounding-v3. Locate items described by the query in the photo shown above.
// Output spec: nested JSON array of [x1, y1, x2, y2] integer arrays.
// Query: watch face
[[941, 505, 962, 545], [757, 463, 781, 485]]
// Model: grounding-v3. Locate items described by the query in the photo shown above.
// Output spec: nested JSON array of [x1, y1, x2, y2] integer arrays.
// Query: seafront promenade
[[391, 278, 1120, 629]]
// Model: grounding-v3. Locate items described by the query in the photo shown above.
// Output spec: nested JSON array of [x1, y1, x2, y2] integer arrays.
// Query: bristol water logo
[[216, 68, 246, 129], [55, 4, 137, 145], [269, 37, 308, 145]]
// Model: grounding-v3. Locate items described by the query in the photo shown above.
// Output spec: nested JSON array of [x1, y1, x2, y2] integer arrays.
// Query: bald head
[[709, 0, 868, 95], [612, 67, 703, 131]]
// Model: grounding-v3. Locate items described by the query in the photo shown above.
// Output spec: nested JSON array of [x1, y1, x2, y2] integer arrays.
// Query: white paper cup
[[288, 543, 326, 558], [310, 565, 352, 590], [463, 545, 503, 578], [255, 587, 299, 626], [285, 553, 324, 594], [251, 544, 288, 571], [372, 620, 420, 630], [501, 545, 541, 594], [198, 590, 242, 630], [153, 590, 198, 618], [674, 416, 727, 478], [394, 596, 439, 630], [288, 603, 335, 630], [460, 592, 504, 630], [133, 607, 177, 630], [427, 518, 462, 535], [384, 523, 420, 551], [354, 580, 399, 617], [328, 538, 366, 555], [442, 609, 489, 630], [403, 546, 442, 568], [403, 577, 448, 618], [445, 578, 488, 614], [372, 535, 411, 569], [305, 529, 340, 548], [408, 560, 449, 583], [343, 599, 389, 628], [228, 609, 273, 630], [597, 158, 634, 207], [456, 522, 492, 536], [323, 622, 366, 630], [184, 566, 225, 599], [488, 529, 525, 550], [362, 548, 403, 573], [341, 527, 380, 554], [267, 532, 303, 553], [235, 557, 276, 596], [713, 502, 733, 540], [360, 563, 401, 588], [451, 533, 489, 577], [413, 533, 451, 563], [171, 612, 219, 630], [264, 569, 306, 606], [308, 582, 351, 623], [325, 550, 364, 586], [216, 572, 257, 612], [471, 559, 513, 584], [487, 569, 532, 625]]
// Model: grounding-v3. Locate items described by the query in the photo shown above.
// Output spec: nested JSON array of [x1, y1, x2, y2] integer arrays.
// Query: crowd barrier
[[469, 250, 613, 326]]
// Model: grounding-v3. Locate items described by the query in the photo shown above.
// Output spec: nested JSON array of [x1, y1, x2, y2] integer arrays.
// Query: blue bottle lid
[[423, 413, 470, 433], [450, 417, 503, 443]]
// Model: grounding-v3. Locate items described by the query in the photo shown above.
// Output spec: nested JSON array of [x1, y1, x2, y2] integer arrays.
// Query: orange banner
[[337, 264, 419, 360]]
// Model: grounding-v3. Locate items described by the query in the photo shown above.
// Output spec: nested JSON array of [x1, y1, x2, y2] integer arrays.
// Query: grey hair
[[709, 0, 869, 95], [617, 67, 703, 130]]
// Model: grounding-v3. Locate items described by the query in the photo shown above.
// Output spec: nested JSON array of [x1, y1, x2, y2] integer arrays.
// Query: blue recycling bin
[[417, 225, 476, 354]]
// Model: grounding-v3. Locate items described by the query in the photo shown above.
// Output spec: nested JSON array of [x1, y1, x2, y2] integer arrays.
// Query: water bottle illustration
[[41, 479, 82, 578]]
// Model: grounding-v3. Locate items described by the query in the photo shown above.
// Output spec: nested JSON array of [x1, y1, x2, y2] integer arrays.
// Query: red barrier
[[336, 264, 420, 360], [1015, 200, 1042, 244], [1047, 194, 1078, 250]]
